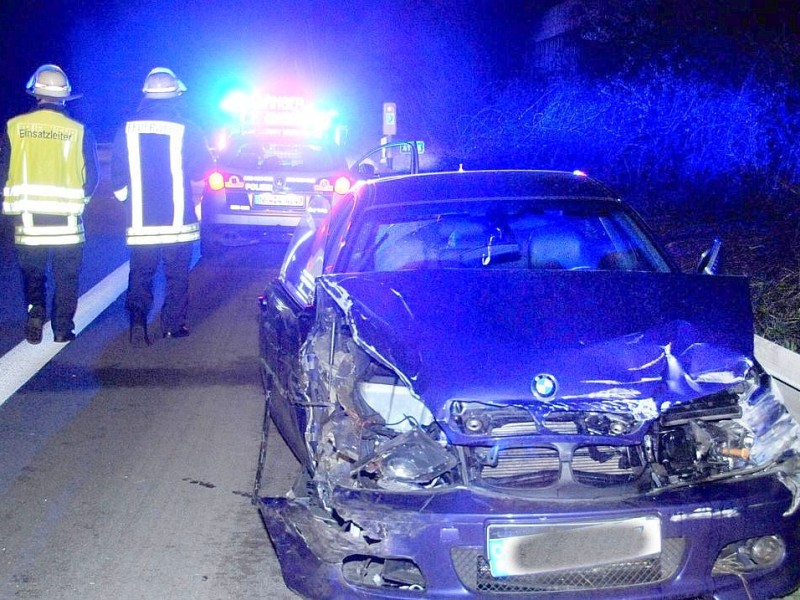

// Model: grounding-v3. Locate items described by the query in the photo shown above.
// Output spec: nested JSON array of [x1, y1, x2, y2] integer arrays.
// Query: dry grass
[[641, 188, 800, 352]]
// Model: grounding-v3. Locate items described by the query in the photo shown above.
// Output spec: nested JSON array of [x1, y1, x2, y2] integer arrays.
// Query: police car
[[199, 93, 354, 256]]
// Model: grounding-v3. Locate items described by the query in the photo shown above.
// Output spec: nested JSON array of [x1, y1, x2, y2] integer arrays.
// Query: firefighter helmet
[[26, 64, 81, 101], [142, 67, 187, 99]]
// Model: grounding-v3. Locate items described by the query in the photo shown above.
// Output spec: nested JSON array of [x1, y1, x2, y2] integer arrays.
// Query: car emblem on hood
[[531, 373, 558, 400], [274, 177, 286, 192]]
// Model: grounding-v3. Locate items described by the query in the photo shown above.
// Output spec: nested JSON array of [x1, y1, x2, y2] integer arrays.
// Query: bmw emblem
[[531, 374, 558, 400]]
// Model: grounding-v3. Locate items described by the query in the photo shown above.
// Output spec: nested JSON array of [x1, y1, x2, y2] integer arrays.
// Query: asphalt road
[[0, 240, 303, 600]]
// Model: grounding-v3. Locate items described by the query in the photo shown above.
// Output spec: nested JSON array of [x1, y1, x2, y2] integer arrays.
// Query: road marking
[[0, 262, 129, 406]]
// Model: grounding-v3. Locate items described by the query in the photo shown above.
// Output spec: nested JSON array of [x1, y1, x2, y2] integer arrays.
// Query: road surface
[[0, 239, 302, 600]]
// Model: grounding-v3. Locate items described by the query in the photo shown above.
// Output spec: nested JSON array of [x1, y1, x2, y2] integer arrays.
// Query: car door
[[259, 212, 323, 467], [259, 193, 357, 467], [350, 139, 424, 179]]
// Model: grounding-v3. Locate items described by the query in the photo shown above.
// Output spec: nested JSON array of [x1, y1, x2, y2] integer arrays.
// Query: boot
[[129, 315, 151, 347], [25, 305, 45, 345]]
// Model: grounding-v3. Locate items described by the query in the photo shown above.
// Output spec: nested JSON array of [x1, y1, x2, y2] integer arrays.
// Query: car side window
[[279, 193, 356, 307], [279, 217, 320, 307], [353, 143, 418, 179]]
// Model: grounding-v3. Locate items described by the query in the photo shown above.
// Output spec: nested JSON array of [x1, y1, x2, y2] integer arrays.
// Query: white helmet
[[142, 67, 187, 99], [26, 64, 81, 101]]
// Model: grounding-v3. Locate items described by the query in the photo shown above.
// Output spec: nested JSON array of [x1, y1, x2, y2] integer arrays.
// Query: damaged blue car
[[255, 169, 800, 599]]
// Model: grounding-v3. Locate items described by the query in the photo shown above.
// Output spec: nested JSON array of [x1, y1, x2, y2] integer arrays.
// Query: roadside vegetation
[[443, 71, 800, 350], [395, 1, 800, 350]]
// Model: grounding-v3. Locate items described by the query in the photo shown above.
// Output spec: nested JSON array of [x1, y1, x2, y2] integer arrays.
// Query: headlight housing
[[356, 428, 458, 490]]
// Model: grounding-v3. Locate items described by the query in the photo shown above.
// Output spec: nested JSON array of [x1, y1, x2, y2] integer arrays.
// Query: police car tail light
[[208, 171, 225, 191], [334, 176, 351, 195]]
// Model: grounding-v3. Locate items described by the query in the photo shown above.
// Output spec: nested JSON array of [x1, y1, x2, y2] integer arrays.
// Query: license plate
[[486, 516, 661, 577], [253, 193, 305, 207]]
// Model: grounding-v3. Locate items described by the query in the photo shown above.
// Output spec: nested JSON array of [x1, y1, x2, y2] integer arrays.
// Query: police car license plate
[[486, 516, 661, 577], [253, 193, 304, 207]]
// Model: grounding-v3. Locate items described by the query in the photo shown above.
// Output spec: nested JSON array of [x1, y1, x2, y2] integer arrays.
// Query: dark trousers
[[17, 244, 84, 335], [126, 242, 192, 333]]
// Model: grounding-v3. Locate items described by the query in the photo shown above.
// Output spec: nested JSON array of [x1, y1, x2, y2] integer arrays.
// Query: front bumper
[[259, 475, 800, 599]]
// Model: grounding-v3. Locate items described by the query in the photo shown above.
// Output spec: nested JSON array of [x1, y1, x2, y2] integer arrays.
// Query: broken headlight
[[356, 428, 458, 490], [648, 365, 800, 507]]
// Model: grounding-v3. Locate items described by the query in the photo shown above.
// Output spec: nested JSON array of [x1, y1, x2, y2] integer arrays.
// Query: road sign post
[[382, 102, 397, 136], [382, 102, 397, 169]]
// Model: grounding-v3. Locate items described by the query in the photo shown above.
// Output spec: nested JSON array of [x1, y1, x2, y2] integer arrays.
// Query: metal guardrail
[[755, 336, 800, 416]]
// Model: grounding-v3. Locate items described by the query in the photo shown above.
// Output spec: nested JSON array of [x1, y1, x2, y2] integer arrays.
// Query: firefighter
[[111, 67, 213, 347], [0, 64, 99, 344]]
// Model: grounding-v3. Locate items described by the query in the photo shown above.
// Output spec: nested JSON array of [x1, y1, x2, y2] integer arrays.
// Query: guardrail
[[755, 335, 800, 417]]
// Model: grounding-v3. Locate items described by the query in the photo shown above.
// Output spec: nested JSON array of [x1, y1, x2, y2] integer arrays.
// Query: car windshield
[[218, 135, 347, 172], [341, 198, 671, 273]]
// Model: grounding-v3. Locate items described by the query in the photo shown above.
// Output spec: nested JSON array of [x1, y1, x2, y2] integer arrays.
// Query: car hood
[[318, 270, 754, 425]]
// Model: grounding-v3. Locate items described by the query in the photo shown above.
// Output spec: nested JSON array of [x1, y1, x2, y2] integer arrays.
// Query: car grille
[[451, 537, 685, 594], [480, 446, 561, 487], [478, 444, 642, 489]]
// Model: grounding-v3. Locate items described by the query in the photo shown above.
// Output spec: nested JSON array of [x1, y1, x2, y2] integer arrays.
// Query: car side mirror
[[357, 162, 377, 180], [696, 238, 724, 275]]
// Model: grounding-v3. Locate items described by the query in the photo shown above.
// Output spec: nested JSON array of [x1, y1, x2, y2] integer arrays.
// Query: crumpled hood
[[319, 270, 755, 422]]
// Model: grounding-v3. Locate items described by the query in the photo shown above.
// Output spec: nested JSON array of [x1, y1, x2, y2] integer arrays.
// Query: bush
[[449, 68, 800, 349]]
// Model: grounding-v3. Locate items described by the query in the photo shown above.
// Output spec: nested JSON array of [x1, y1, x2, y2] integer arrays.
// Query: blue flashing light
[[219, 90, 342, 142], [219, 90, 251, 118]]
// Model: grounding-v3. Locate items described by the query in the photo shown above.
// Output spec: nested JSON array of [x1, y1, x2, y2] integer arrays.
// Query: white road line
[[0, 262, 129, 406]]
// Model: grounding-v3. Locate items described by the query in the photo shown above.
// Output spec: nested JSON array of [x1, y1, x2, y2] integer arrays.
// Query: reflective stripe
[[4, 183, 85, 200], [15, 233, 84, 246], [2, 196, 87, 216], [13, 213, 84, 245], [126, 231, 200, 245], [126, 128, 143, 227], [125, 222, 199, 246]]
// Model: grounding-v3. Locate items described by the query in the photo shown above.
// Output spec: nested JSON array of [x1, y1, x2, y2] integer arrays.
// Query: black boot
[[25, 305, 45, 345], [129, 315, 151, 347]]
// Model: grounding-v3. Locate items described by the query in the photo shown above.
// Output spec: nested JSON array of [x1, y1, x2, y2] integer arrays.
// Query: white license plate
[[486, 516, 661, 577], [253, 193, 304, 207]]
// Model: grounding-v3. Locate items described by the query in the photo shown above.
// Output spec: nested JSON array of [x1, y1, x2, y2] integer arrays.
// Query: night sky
[[1, 0, 536, 143]]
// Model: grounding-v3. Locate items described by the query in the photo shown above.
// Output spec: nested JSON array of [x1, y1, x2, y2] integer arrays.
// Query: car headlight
[[740, 370, 800, 466], [653, 364, 800, 513], [357, 428, 458, 490]]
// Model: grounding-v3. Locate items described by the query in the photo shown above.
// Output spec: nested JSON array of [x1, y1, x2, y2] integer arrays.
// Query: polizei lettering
[[17, 125, 76, 141]]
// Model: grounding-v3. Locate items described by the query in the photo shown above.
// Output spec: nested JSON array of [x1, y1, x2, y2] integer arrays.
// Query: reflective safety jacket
[[1, 105, 99, 245], [111, 99, 212, 246]]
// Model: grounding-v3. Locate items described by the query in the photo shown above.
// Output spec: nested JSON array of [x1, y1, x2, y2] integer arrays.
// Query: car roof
[[356, 169, 621, 208]]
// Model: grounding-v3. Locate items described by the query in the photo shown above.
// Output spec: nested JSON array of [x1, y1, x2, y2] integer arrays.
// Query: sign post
[[382, 102, 397, 136], [382, 102, 397, 169]]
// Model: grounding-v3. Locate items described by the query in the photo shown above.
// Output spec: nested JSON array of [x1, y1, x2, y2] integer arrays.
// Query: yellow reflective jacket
[[2, 107, 92, 245]]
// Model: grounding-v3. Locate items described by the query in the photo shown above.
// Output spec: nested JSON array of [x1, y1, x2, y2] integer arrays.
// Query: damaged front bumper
[[259, 476, 800, 599]]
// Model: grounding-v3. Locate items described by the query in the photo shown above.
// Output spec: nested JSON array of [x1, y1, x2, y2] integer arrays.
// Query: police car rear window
[[219, 136, 346, 172]]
